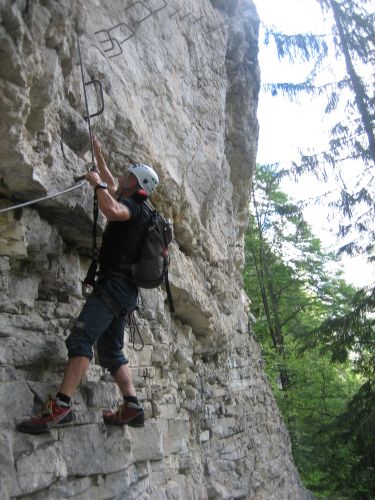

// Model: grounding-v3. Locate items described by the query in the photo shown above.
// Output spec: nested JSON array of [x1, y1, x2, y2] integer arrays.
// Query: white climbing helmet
[[128, 163, 159, 196]]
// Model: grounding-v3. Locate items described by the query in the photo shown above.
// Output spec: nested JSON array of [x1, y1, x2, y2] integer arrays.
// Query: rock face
[[0, 1, 310, 499]]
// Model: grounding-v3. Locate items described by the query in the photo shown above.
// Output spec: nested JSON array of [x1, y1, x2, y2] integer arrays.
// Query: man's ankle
[[56, 392, 71, 407], [123, 395, 139, 405]]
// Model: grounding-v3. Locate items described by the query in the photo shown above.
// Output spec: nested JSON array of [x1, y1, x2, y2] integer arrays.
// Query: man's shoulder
[[118, 196, 149, 220]]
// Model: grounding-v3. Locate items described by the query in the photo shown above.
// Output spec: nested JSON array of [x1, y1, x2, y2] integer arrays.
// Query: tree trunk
[[268, 280, 290, 390], [329, 0, 375, 165], [252, 189, 290, 392]]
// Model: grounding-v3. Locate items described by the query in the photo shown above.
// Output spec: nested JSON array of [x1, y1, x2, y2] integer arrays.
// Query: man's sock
[[56, 392, 71, 407], [124, 395, 139, 406]]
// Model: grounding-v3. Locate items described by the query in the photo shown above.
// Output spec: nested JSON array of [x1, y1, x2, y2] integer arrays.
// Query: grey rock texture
[[0, 0, 311, 498]]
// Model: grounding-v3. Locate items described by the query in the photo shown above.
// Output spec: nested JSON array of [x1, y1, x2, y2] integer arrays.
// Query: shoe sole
[[103, 418, 145, 427], [17, 412, 73, 434], [127, 422, 145, 428], [103, 414, 145, 427]]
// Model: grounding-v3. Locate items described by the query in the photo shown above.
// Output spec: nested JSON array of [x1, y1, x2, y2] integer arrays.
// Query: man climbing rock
[[18, 137, 159, 433]]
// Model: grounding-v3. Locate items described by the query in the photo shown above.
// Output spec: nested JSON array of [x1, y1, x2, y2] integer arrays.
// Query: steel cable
[[0, 181, 87, 214]]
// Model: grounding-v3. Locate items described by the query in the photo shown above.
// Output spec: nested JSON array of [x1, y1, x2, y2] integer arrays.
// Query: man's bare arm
[[92, 137, 117, 198], [86, 171, 131, 221]]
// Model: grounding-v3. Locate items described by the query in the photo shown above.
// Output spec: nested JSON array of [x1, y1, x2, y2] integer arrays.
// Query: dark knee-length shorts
[[65, 274, 138, 376]]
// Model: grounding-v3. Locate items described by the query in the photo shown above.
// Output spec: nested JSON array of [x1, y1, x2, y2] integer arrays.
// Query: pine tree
[[245, 164, 336, 390], [263, 0, 375, 257]]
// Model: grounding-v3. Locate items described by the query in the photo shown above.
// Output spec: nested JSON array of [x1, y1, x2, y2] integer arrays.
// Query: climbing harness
[[93, 281, 144, 350]]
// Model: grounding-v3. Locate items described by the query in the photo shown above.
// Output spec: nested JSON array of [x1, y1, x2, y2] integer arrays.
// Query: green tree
[[244, 164, 374, 497], [245, 164, 329, 390], [245, 164, 337, 347]]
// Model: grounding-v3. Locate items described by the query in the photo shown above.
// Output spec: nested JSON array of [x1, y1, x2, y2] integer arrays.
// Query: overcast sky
[[253, 0, 375, 287]]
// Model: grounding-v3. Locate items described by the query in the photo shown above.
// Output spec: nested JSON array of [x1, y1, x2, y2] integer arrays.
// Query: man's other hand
[[86, 170, 101, 188]]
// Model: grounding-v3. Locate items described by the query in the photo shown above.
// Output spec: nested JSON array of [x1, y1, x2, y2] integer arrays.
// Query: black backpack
[[127, 203, 174, 313]]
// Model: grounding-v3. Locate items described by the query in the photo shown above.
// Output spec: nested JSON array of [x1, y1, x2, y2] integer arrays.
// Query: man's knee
[[96, 342, 128, 376], [65, 324, 94, 360]]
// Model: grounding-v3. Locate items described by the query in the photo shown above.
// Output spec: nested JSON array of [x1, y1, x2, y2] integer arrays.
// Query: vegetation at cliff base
[[244, 164, 375, 498]]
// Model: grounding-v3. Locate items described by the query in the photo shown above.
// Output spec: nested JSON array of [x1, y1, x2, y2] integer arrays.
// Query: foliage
[[317, 286, 375, 379], [329, 381, 375, 498], [244, 164, 375, 498]]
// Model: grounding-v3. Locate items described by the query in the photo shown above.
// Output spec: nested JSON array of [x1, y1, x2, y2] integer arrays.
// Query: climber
[[17, 137, 159, 434]]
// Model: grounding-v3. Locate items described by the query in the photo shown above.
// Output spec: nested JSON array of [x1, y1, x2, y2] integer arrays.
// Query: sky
[[253, 0, 375, 288]]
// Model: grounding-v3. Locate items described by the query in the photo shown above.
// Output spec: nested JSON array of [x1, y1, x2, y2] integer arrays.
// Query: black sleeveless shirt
[[99, 196, 150, 273]]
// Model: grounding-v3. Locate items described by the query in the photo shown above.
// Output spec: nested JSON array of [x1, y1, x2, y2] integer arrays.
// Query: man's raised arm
[[92, 137, 117, 198]]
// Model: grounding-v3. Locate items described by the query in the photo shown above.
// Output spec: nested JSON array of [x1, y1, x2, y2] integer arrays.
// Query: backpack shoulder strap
[[164, 268, 175, 315], [141, 200, 175, 314]]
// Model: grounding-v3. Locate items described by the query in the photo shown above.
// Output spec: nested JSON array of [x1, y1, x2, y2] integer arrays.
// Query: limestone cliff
[[0, 1, 310, 498]]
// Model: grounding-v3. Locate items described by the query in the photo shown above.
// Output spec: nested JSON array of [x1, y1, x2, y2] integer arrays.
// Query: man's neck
[[117, 187, 137, 199]]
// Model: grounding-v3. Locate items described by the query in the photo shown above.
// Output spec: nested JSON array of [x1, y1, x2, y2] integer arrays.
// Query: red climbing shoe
[[17, 396, 73, 434], [103, 401, 145, 427]]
